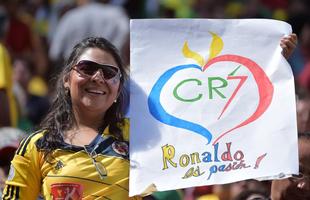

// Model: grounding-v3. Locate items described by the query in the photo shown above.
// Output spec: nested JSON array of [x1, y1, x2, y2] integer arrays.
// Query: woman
[[2, 37, 140, 199], [2, 34, 297, 200]]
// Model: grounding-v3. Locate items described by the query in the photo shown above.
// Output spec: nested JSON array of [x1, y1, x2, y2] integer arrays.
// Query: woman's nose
[[91, 70, 105, 83]]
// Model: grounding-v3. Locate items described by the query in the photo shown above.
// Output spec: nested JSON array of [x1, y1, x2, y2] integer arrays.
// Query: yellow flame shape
[[182, 32, 223, 67], [207, 31, 224, 61], [182, 41, 205, 67]]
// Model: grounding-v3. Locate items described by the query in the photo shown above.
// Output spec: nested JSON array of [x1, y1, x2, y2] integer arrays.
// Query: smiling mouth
[[85, 89, 107, 95]]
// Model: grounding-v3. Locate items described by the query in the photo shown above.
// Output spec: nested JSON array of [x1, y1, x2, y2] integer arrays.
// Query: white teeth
[[86, 89, 106, 95]]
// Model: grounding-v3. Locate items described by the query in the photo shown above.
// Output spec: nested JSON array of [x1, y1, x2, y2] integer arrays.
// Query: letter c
[[173, 78, 202, 102]]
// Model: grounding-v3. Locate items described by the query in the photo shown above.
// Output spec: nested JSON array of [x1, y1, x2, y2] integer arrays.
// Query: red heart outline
[[204, 55, 274, 145]]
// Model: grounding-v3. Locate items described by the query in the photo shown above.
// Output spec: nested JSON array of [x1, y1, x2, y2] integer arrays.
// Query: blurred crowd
[[0, 0, 310, 199]]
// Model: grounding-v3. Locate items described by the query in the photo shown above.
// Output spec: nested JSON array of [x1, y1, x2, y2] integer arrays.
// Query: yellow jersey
[[2, 119, 141, 200]]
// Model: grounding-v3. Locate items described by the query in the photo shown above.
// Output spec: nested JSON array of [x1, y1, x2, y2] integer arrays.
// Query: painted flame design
[[182, 31, 224, 67], [182, 41, 205, 67], [207, 31, 224, 61]]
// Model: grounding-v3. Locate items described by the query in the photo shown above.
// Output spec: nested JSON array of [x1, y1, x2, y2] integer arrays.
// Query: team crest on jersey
[[112, 141, 128, 156], [55, 160, 64, 171], [51, 183, 83, 199], [7, 164, 15, 181]]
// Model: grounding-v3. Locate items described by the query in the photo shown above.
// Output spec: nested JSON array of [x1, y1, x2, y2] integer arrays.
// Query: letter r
[[162, 144, 177, 170], [208, 77, 227, 99]]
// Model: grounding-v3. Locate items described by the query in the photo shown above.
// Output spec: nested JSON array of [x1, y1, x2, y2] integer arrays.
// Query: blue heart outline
[[148, 64, 213, 144]]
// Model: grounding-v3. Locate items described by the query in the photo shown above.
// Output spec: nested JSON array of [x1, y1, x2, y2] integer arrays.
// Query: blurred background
[[0, 0, 310, 199]]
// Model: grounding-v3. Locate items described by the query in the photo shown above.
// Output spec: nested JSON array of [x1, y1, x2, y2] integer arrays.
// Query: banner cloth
[[129, 19, 298, 196]]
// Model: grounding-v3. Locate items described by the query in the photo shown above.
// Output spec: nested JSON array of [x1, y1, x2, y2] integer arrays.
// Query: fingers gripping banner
[[129, 19, 298, 196]]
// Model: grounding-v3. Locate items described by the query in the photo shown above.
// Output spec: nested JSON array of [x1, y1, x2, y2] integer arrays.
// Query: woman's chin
[[82, 102, 112, 113]]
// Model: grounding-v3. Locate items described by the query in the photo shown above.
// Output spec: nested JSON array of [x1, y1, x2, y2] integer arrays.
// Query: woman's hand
[[280, 33, 298, 59]]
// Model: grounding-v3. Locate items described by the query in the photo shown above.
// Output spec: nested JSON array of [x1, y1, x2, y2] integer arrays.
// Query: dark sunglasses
[[73, 60, 121, 81]]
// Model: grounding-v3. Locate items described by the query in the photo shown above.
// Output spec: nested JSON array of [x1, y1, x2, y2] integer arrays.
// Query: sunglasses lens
[[103, 66, 119, 79], [76, 61, 98, 76], [75, 61, 119, 80]]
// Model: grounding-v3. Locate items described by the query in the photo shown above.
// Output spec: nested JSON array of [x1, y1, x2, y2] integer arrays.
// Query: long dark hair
[[39, 37, 128, 161]]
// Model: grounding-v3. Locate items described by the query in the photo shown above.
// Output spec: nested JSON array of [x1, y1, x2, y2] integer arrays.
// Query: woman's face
[[64, 48, 121, 116]]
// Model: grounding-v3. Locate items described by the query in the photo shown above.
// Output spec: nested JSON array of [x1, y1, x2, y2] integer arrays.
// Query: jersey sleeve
[[2, 132, 44, 200]]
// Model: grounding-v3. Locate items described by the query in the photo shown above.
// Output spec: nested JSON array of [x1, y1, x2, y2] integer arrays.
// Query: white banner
[[129, 19, 298, 196]]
